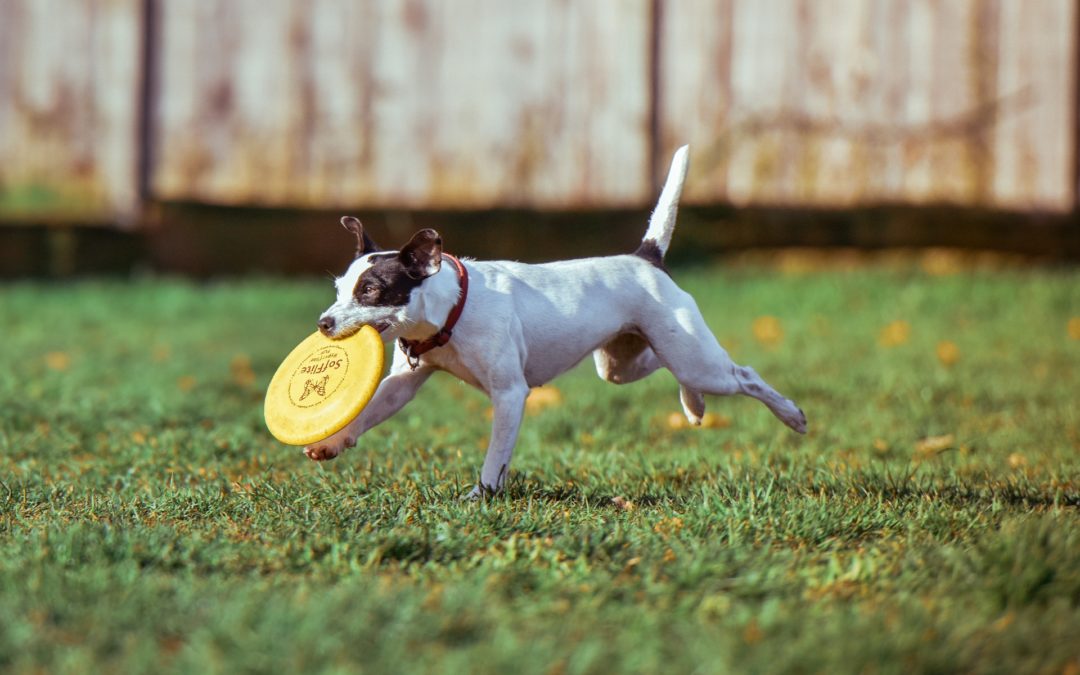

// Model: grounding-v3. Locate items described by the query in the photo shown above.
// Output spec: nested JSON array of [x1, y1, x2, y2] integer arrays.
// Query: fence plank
[[152, 0, 652, 209], [659, 0, 1076, 211], [0, 0, 142, 223]]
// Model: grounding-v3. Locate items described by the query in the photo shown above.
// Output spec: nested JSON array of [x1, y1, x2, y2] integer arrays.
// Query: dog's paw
[[460, 485, 483, 502], [303, 432, 356, 461], [460, 483, 501, 501], [786, 405, 808, 434]]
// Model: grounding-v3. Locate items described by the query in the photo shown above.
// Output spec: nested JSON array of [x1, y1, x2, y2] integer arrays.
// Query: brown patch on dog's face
[[351, 229, 444, 308], [341, 216, 381, 257], [352, 254, 423, 307]]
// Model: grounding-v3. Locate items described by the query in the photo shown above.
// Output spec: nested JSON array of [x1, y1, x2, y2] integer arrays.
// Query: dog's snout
[[318, 316, 336, 335]]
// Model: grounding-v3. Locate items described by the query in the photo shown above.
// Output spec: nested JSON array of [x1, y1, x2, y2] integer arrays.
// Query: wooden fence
[[0, 0, 1076, 225]]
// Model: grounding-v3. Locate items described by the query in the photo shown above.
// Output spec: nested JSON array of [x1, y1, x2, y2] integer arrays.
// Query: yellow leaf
[[525, 386, 562, 414], [1068, 317, 1080, 341], [700, 413, 732, 429], [743, 618, 764, 645], [177, 375, 197, 392], [1007, 453, 1027, 469], [990, 611, 1015, 632], [44, 351, 71, 371], [914, 434, 954, 459], [611, 496, 635, 511], [230, 354, 256, 387], [666, 412, 689, 430], [936, 340, 960, 367], [878, 320, 911, 347], [752, 316, 784, 347]]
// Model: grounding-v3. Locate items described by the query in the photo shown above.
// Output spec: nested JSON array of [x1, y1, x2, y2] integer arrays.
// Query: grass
[[1, 258, 1079, 674]]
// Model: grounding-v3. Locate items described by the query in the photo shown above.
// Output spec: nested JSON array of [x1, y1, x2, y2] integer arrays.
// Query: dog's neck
[[402, 261, 465, 340]]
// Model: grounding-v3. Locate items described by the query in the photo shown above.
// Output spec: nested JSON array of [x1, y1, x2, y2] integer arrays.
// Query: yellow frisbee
[[264, 325, 385, 446]]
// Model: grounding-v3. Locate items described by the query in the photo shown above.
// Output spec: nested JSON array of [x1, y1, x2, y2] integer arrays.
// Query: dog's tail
[[636, 145, 689, 266]]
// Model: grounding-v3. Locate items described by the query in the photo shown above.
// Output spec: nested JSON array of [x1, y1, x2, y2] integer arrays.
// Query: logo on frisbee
[[288, 346, 349, 408]]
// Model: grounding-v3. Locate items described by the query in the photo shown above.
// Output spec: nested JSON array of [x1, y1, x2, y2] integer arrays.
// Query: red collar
[[398, 253, 468, 369]]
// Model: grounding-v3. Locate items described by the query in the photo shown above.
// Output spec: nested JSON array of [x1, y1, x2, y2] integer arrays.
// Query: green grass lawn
[[1, 260, 1078, 674]]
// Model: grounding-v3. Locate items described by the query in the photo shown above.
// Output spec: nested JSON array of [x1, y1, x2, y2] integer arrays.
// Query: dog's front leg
[[304, 362, 434, 461], [465, 381, 529, 499]]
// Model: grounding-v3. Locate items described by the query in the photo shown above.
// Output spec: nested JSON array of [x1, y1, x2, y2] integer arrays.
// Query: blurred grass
[[0, 260, 1078, 674]]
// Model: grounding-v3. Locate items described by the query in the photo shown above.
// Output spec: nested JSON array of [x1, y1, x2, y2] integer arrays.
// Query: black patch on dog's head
[[352, 229, 444, 307], [634, 238, 668, 274], [341, 216, 381, 257]]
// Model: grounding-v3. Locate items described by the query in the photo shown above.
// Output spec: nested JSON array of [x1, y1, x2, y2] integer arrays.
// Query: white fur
[[644, 145, 689, 254], [306, 146, 807, 498]]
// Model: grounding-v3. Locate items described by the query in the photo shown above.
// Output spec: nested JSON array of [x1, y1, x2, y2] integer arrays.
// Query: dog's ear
[[398, 229, 443, 279], [340, 216, 380, 257]]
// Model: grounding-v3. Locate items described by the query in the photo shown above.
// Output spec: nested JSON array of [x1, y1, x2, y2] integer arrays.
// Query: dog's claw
[[304, 443, 346, 461], [460, 485, 484, 502], [460, 483, 503, 501], [790, 407, 808, 434]]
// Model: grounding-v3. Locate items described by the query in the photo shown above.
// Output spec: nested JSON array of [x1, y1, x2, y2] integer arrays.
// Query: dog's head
[[318, 216, 443, 340]]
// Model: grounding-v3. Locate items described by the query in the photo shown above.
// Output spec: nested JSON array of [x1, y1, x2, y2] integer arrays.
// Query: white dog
[[307, 146, 807, 498]]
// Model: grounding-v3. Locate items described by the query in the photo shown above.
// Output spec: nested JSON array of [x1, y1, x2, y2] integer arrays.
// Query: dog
[[306, 146, 807, 498]]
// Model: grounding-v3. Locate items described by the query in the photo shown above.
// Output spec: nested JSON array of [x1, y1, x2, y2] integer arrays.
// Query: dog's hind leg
[[596, 333, 707, 425], [643, 296, 807, 433], [679, 386, 706, 425]]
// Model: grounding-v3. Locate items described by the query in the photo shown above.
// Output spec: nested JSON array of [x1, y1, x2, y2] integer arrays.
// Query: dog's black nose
[[318, 316, 335, 335]]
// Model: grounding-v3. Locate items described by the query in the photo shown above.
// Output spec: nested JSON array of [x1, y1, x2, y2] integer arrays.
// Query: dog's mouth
[[370, 321, 391, 334]]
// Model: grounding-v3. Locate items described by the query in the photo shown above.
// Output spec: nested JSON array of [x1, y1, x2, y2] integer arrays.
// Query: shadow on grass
[[502, 466, 1080, 512]]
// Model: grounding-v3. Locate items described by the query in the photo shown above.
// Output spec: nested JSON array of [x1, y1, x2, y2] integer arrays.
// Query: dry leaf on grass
[[525, 386, 562, 414], [44, 351, 71, 371], [700, 413, 732, 429], [752, 316, 784, 347], [230, 354, 256, 387], [666, 412, 690, 430], [742, 618, 764, 645], [878, 321, 911, 347], [936, 340, 960, 367], [665, 412, 731, 430], [914, 434, 954, 459]]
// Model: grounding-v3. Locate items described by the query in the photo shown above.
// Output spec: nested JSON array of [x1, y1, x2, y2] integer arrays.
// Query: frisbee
[[264, 325, 384, 446]]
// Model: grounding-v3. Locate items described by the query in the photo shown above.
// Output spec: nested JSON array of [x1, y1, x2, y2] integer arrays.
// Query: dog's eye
[[361, 284, 379, 299]]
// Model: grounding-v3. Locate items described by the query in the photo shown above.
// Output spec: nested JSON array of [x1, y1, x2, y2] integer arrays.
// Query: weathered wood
[[659, 0, 1076, 212], [1, 0, 1075, 218], [152, 0, 653, 209], [0, 0, 142, 223]]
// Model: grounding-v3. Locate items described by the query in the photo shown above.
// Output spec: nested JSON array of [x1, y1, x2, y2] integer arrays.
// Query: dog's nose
[[318, 316, 335, 335]]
